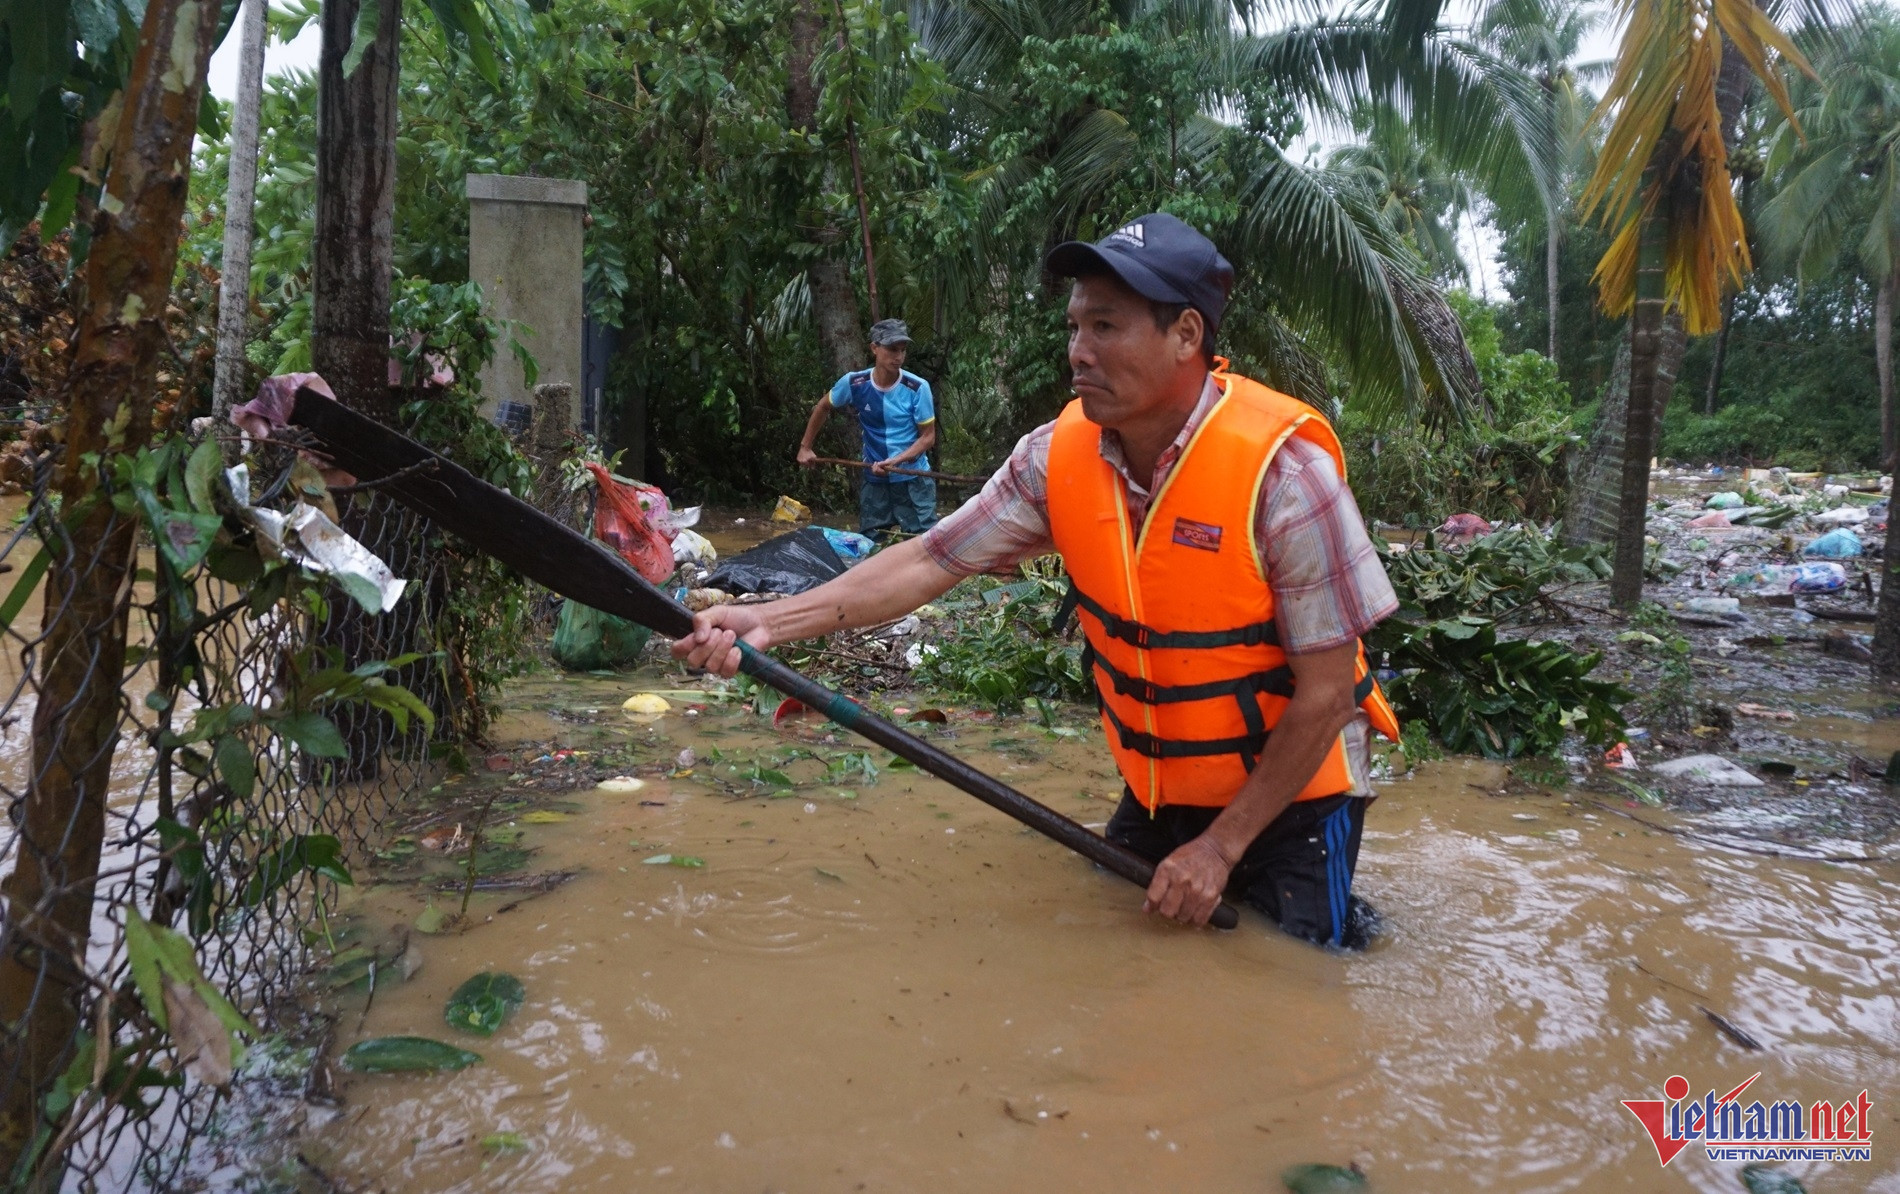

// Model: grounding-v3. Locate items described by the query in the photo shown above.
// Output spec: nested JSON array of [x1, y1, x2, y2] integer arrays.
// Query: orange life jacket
[[1045, 369, 1401, 812]]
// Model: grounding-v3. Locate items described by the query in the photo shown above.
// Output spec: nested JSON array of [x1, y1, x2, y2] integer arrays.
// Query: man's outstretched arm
[[672, 536, 961, 676]]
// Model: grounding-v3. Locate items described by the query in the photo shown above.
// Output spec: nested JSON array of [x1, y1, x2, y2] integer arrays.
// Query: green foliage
[[1373, 615, 1627, 757], [1625, 601, 1695, 729], [1378, 525, 1610, 620], [915, 565, 1088, 711], [1344, 294, 1580, 525], [1371, 524, 1627, 757]]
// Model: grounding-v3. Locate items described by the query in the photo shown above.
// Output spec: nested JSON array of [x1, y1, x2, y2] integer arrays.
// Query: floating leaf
[[815, 868, 844, 882], [906, 708, 948, 723], [520, 810, 571, 824], [340, 1036, 481, 1073], [444, 972, 526, 1037], [1283, 1164, 1367, 1193], [414, 903, 451, 935], [474, 843, 532, 875], [481, 1131, 529, 1153], [641, 853, 703, 868]]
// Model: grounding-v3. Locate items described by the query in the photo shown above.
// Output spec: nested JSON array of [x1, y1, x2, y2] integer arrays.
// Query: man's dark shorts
[[859, 476, 938, 537], [1106, 791, 1378, 949]]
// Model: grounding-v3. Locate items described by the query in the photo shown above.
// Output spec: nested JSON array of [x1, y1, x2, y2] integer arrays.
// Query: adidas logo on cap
[[1106, 222, 1145, 248]]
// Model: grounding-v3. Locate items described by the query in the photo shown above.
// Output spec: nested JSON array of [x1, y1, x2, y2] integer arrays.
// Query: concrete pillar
[[466, 173, 586, 431]]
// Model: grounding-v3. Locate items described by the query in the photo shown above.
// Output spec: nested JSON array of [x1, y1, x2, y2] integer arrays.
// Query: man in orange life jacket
[[675, 213, 1402, 947]]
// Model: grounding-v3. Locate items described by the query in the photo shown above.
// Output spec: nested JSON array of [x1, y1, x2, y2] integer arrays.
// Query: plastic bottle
[[1725, 564, 1794, 593]]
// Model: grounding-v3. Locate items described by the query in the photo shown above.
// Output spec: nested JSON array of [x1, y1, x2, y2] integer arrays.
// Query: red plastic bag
[[587, 463, 675, 583]]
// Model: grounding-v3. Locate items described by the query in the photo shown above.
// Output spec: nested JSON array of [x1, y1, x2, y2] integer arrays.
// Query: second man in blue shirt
[[797, 318, 940, 538]]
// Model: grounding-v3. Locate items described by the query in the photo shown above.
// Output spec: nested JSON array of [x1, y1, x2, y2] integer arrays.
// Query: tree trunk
[[212, 0, 269, 417], [1545, 80, 1561, 365], [1565, 310, 1687, 547], [1872, 270, 1900, 678], [0, 0, 220, 1180], [1878, 269, 1894, 471], [1610, 187, 1669, 607], [312, 0, 399, 417], [1704, 291, 1736, 414], [788, 0, 863, 378], [1546, 218, 1560, 364], [312, 0, 403, 781]]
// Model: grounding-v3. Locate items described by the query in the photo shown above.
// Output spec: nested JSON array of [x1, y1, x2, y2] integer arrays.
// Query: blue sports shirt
[[829, 368, 936, 482]]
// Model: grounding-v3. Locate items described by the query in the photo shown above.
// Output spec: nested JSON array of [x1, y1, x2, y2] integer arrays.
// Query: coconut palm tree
[[1755, 8, 1900, 675], [1477, 0, 1606, 362], [1758, 9, 1900, 467], [1330, 104, 1474, 284], [905, 0, 1558, 423], [1577, 0, 1813, 606]]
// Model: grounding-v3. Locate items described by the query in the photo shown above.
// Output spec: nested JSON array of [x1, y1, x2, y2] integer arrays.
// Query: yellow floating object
[[622, 693, 671, 714], [771, 495, 810, 522], [520, 810, 571, 823], [596, 776, 646, 794]]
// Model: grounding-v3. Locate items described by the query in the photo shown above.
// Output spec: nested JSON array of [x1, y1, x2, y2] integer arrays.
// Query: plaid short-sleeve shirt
[[918, 375, 1398, 793]]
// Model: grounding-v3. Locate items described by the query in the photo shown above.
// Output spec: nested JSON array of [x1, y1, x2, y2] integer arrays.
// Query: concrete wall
[[466, 173, 586, 431]]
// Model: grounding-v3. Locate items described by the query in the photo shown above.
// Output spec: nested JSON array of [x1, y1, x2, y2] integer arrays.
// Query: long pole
[[811, 455, 986, 485], [288, 386, 1239, 930]]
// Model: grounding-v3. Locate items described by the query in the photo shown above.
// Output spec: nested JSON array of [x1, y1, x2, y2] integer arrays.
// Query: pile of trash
[[557, 474, 879, 670], [1643, 465, 1887, 611]]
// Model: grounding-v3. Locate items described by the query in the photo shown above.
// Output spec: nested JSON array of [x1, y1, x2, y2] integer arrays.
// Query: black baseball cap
[[1046, 213, 1235, 333]]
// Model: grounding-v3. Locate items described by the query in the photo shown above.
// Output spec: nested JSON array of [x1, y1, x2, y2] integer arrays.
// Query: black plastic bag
[[704, 527, 849, 596]]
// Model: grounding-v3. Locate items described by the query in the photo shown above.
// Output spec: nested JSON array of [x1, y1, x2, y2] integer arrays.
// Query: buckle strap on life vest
[[1100, 699, 1270, 761], [1069, 585, 1279, 650], [1087, 635, 1378, 709]]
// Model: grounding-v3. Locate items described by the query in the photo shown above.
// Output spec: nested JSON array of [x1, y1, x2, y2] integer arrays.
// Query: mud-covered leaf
[[444, 972, 526, 1037], [340, 1036, 481, 1073], [474, 843, 532, 874], [906, 708, 949, 723], [1741, 1165, 1807, 1194], [1283, 1163, 1367, 1193], [519, 810, 570, 824], [161, 976, 234, 1088]]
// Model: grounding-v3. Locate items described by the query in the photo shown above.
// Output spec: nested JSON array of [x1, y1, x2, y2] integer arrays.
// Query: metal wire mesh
[[0, 437, 448, 1191]]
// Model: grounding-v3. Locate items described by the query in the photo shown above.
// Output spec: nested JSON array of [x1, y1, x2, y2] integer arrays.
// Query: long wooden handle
[[738, 644, 1239, 930], [811, 456, 987, 485], [286, 386, 1239, 931]]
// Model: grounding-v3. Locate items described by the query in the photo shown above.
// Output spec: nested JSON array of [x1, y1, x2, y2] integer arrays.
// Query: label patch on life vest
[[1171, 518, 1223, 552]]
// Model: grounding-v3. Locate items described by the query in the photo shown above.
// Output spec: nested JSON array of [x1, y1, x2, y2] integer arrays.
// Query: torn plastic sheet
[[226, 463, 408, 614]]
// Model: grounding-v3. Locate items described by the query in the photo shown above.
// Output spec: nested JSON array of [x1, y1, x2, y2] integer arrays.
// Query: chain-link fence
[[0, 429, 451, 1191]]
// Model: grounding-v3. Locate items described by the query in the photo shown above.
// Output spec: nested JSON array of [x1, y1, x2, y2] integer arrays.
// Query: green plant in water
[[1625, 601, 1695, 730]]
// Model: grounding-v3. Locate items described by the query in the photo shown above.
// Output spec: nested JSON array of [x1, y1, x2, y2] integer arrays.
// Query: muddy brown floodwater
[[277, 670, 1900, 1193]]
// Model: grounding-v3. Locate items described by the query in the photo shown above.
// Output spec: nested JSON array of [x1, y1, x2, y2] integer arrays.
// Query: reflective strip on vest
[[1044, 371, 1401, 811]]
